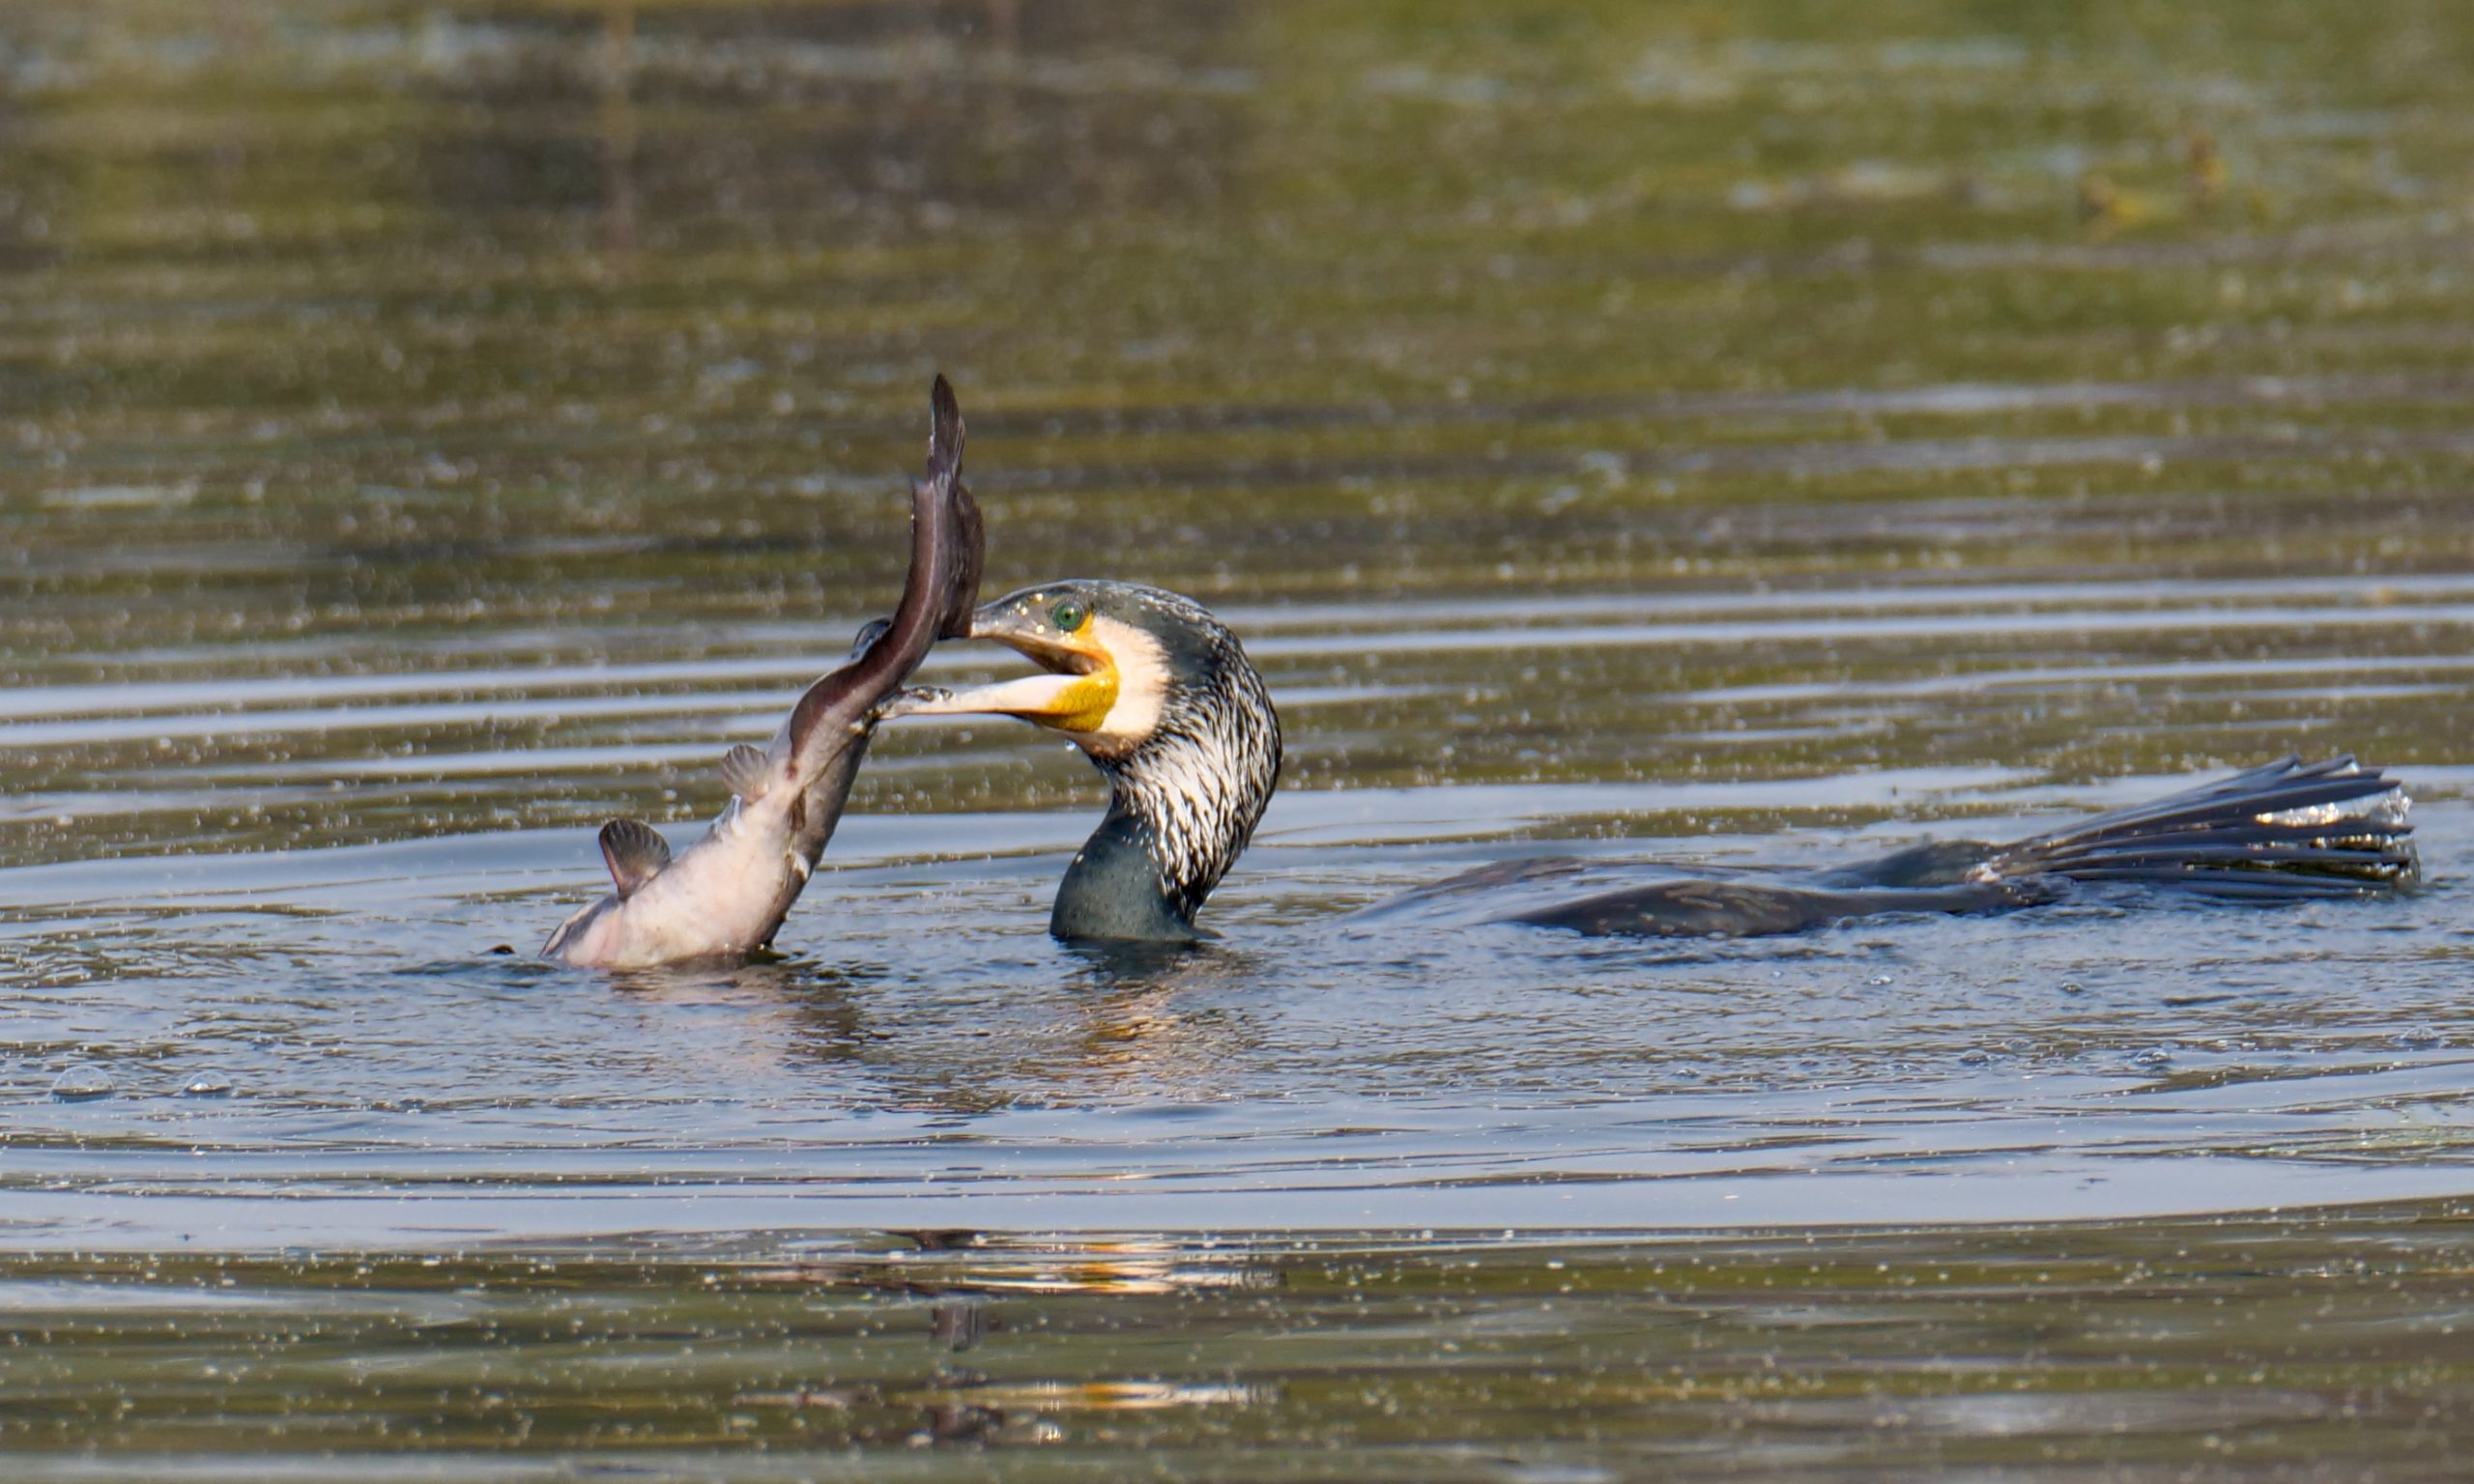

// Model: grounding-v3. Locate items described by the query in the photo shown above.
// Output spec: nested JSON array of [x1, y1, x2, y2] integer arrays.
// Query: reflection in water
[[606, 953, 878, 1070], [598, 1, 637, 265], [929, 1296, 987, 1352], [402, 0, 1249, 249], [524, 932, 1269, 1116], [9, 1222, 2474, 1473], [1059, 939, 1271, 1096]]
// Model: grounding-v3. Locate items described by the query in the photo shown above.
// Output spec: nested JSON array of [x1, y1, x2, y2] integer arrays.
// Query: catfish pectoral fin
[[597, 818, 672, 898], [848, 617, 893, 658], [719, 743, 771, 801]]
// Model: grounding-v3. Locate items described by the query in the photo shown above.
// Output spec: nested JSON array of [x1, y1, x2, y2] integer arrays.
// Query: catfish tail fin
[[785, 375, 985, 773]]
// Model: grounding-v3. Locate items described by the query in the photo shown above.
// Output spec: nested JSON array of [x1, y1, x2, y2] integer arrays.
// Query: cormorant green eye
[[1051, 601, 1088, 634]]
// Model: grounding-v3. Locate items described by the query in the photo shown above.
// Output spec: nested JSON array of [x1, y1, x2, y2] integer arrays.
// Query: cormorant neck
[[1051, 799, 1207, 943], [1050, 653, 1280, 943]]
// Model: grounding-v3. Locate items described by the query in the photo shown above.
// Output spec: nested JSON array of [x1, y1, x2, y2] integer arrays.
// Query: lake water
[[6, 1, 2474, 1476]]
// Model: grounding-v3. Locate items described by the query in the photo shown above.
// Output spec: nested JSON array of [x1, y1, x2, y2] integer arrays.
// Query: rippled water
[[8, 0, 2474, 1475], [11, 1219, 2474, 1481]]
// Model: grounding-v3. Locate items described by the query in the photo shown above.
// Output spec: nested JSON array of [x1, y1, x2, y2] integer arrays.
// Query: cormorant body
[[895, 585, 2418, 945], [1356, 755, 2415, 938]]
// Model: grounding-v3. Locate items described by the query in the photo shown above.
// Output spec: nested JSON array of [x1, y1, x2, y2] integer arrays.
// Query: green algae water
[[7, 1, 2474, 1475], [9, 1217, 2474, 1481]]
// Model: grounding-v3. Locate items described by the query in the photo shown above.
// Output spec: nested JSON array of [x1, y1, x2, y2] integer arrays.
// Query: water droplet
[[182, 1072, 235, 1098], [50, 1066, 114, 1101]]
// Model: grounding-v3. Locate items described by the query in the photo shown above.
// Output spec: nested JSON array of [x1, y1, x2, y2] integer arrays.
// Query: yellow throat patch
[[1042, 661, 1120, 733]]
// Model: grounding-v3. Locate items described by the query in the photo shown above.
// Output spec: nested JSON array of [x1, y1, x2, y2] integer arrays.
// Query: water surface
[[6, 0, 2474, 1475], [10, 1216, 2474, 1481]]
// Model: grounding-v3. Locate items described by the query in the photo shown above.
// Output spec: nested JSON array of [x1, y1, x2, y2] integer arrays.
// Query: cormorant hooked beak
[[885, 587, 1135, 739]]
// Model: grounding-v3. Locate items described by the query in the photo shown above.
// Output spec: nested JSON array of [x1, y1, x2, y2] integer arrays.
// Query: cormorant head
[[893, 579, 1282, 940], [896, 580, 1260, 757]]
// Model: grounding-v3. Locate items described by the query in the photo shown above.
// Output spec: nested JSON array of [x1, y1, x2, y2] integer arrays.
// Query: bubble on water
[[183, 1072, 236, 1098], [50, 1066, 114, 1101]]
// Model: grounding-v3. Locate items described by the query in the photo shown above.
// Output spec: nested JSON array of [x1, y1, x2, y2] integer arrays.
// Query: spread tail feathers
[[1984, 755, 2418, 899]]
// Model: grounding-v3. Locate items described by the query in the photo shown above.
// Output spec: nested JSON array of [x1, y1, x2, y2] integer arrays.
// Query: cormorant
[[892, 581, 2419, 944], [894, 582, 1280, 941]]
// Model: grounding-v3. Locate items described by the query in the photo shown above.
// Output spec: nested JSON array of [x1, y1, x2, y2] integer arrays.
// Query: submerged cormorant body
[[1360, 754, 2416, 937], [896, 581, 2418, 945]]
